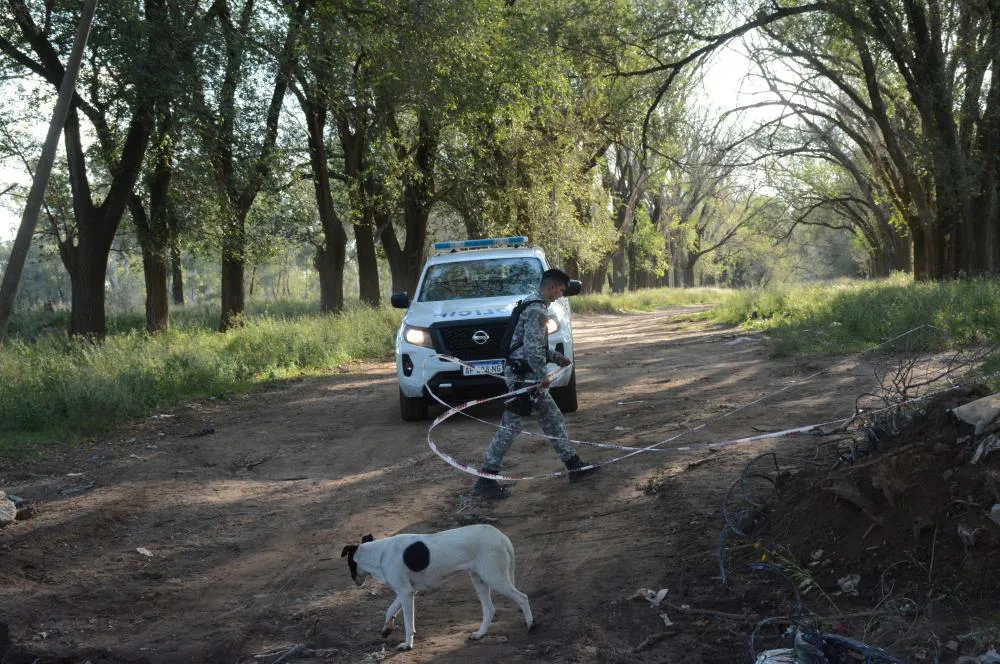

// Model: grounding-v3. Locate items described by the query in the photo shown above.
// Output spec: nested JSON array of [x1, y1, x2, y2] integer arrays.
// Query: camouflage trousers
[[482, 374, 577, 471]]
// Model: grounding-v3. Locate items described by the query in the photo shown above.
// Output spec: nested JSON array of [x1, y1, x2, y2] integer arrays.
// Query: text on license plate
[[462, 360, 505, 376]]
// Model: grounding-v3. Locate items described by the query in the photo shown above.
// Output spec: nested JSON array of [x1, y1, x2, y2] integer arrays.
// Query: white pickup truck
[[390, 236, 580, 421]]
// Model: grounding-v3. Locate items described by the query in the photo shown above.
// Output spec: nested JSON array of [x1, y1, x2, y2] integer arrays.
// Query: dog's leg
[[397, 591, 416, 651], [480, 565, 533, 630], [468, 572, 495, 640], [381, 596, 402, 637]]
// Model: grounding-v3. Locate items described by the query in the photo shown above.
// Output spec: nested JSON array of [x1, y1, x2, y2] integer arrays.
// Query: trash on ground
[[725, 336, 756, 345], [957, 522, 983, 547], [631, 587, 669, 607], [970, 434, 1000, 464], [957, 648, 1000, 664], [989, 504, 1000, 528], [951, 393, 1000, 434], [136, 547, 154, 557], [0, 497, 16, 527], [836, 573, 860, 595]]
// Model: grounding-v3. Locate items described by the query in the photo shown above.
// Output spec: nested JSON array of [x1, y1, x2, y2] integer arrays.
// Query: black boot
[[472, 468, 512, 499], [564, 455, 599, 482]]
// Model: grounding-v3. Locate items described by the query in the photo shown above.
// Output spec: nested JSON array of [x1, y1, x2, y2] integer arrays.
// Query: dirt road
[[0, 308, 885, 663]]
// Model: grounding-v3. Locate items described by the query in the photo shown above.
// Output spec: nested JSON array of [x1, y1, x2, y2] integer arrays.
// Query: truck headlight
[[546, 318, 559, 334], [403, 324, 433, 348]]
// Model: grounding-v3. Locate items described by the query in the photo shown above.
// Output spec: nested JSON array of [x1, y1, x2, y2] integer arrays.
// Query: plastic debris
[[951, 393, 1000, 435], [136, 547, 154, 557], [660, 613, 673, 627], [632, 587, 669, 607], [725, 336, 756, 345], [957, 523, 983, 547], [956, 648, 1000, 664], [989, 504, 1000, 528], [837, 573, 860, 596], [970, 434, 1000, 464]]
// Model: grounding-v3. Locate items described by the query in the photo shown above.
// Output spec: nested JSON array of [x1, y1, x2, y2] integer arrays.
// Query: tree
[[189, 0, 308, 331], [1, 0, 162, 338]]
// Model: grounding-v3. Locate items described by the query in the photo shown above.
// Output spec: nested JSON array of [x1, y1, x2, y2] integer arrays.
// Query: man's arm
[[519, 306, 550, 377]]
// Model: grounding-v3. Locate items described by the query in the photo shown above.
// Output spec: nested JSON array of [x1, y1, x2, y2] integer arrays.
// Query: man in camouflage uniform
[[472, 268, 598, 499]]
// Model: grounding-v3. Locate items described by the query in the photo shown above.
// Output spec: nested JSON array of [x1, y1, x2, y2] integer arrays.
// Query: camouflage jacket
[[508, 290, 566, 378]]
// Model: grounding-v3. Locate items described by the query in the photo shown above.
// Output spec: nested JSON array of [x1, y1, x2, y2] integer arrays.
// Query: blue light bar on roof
[[432, 236, 529, 253]]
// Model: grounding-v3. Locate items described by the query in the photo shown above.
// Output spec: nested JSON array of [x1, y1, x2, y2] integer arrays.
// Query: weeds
[[0, 304, 401, 455], [572, 287, 732, 314], [712, 275, 1000, 356]]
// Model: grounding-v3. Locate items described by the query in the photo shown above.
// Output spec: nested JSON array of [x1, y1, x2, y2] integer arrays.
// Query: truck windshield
[[418, 257, 543, 302]]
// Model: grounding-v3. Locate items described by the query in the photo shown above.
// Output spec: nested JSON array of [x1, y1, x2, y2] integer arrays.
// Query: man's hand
[[539, 375, 551, 389], [558, 357, 572, 367]]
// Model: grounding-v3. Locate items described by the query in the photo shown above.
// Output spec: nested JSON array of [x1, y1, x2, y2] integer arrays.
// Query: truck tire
[[399, 389, 428, 421], [551, 368, 578, 413]]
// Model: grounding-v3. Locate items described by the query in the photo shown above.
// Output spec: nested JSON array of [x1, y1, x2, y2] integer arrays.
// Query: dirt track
[[0, 308, 888, 663]]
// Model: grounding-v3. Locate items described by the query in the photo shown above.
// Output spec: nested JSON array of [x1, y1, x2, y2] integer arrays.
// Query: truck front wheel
[[399, 389, 429, 421], [551, 368, 578, 413]]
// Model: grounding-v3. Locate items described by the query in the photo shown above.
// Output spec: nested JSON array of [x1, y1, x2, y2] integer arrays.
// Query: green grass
[[712, 274, 1000, 356], [572, 286, 734, 314], [0, 303, 402, 456]]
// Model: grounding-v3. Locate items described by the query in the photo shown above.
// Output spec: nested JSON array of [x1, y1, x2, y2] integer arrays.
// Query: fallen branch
[[633, 631, 672, 653], [664, 602, 749, 621]]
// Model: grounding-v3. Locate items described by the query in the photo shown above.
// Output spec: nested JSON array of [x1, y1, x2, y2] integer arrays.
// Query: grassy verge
[[712, 275, 1000, 356], [0, 304, 402, 456], [572, 286, 734, 314]]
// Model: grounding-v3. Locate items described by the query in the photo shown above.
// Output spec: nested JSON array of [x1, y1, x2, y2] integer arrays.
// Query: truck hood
[[406, 296, 525, 324]]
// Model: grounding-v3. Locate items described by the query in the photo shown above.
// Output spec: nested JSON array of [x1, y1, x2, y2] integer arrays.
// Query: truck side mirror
[[390, 292, 410, 309], [564, 280, 582, 297]]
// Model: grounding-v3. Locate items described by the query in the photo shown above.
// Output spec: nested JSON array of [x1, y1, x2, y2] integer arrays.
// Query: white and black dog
[[341, 524, 534, 650]]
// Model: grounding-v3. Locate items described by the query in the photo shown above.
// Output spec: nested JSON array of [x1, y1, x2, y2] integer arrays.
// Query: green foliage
[[0, 304, 402, 456], [713, 275, 1000, 355], [572, 286, 733, 314]]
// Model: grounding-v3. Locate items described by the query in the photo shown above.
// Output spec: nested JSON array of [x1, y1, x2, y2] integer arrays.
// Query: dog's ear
[[361, 534, 374, 543], [341, 544, 357, 558]]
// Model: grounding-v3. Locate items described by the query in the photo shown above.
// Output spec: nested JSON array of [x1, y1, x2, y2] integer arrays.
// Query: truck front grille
[[432, 319, 508, 360]]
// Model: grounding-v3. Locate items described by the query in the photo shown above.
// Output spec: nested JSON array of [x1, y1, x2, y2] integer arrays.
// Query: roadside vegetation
[[713, 274, 1000, 356], [0, 303, 401, 455], [572, 287, 733, 314]]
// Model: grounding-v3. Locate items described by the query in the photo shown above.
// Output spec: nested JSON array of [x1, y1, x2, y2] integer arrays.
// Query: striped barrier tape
[[423, 324, 946, 481]]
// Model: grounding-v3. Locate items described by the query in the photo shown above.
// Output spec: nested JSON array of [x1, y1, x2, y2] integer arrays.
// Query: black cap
[[541, 268, 571, 286]]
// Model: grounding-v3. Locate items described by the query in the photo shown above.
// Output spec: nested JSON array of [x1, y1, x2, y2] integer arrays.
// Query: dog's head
[[341, 534, 375, 586]]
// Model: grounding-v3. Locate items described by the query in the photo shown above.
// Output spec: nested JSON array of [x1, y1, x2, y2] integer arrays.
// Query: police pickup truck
[[390, 236, 580, 421]]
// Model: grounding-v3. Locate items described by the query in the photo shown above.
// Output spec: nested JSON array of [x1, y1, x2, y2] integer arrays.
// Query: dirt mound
[[742, 386, 1000, 660]]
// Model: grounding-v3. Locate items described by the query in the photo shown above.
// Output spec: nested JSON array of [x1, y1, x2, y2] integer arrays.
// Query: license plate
[[462, 359, 505, 376]]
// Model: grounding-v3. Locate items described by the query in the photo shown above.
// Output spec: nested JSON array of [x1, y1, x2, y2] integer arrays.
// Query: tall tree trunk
[[382, 108, 437, 297], [142, 247, 169, 332], [354, 222, 380, 306], [682, 253, 698, 288], [301, 99, 347, 312], [314, 245, 344, 312], [610, 238, 627, 293], [378, 212, 407, 295], [171, 241, 184, 305], [60, 227, 113, 339], [130, 196, 171, 333], [337, 111, 380, 306], [61, 101, 151, 338], [220, 218, 246, 330]]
